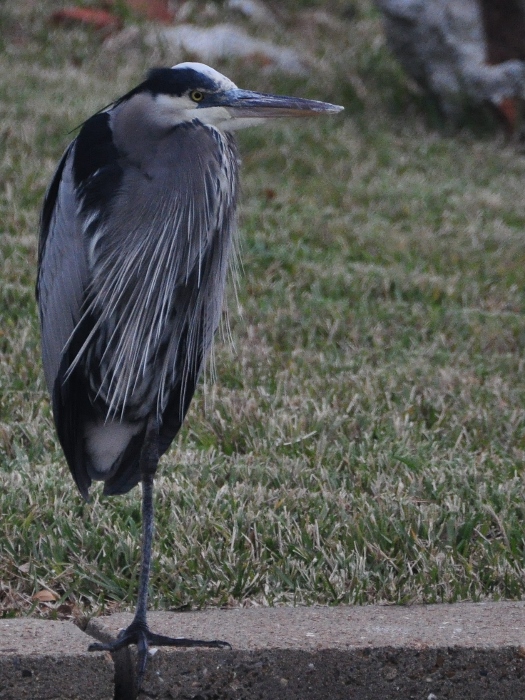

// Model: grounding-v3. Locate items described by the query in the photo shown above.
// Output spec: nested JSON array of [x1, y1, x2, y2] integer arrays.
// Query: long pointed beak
[[218, 89, 344, 119]]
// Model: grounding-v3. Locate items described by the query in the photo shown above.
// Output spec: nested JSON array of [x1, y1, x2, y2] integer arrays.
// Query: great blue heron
[[36, 62, 343, 689]]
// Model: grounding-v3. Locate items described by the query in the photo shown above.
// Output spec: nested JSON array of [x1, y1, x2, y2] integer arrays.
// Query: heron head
[[127, 62, 343, 131]]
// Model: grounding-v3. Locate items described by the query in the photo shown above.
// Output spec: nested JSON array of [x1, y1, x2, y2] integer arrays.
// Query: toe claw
[[217, 640, 232, 649]]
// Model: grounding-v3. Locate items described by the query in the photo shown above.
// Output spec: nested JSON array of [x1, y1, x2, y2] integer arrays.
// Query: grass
[[2, 0, 525, 626]]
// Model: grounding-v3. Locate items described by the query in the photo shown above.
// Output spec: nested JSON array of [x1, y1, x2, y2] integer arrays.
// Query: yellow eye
[[190, 90, 204, 102]]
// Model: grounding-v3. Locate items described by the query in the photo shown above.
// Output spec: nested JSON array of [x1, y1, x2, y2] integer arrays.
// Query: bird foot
[[88, 619, 231, 693]]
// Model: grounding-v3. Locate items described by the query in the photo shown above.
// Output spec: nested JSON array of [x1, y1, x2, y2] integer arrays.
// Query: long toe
[[135, 629, 150, 692], [88, 626, 231, 653], [88, 621, 231, 694], [88, 636, 134, 653], [147, 631, 231, 648]]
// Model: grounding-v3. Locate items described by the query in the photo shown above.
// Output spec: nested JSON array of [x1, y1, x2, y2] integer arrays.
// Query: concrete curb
[[2, 602, 525, 699], [88, 603, 525, 699], [0, 618, 113, 700]]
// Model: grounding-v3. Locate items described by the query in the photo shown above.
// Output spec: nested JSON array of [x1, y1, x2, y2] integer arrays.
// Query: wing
[[37, 112, 124, 498], [40, 109, 239, 499], [37, 110, 123, 391], [37, 145, 94, 498], [37, 146, 88, 393]]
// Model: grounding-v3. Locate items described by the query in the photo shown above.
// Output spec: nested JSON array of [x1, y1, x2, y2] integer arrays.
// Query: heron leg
[[88, 416, 230, 693]]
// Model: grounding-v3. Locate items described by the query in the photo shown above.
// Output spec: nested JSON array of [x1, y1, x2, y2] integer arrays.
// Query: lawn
[[1, 0, 525, 627]]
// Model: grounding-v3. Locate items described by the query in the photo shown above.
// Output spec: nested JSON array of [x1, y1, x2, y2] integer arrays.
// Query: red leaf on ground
[[126, 0, 174, 23], [50, 8, 122, 32]]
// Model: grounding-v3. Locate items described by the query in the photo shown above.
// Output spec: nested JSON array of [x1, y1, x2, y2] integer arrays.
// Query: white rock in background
[[153, 23, 308, 75], [175, 1, 196, 23], [298, 9, 344, 33], [375, 0, 525, 122], [226, 0, 279, 27]]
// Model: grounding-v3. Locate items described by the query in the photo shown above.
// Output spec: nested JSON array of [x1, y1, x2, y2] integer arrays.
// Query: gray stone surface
[[0, 619, 113, 700], [88, 602, 525, 699], [375, 0, 525, 122]]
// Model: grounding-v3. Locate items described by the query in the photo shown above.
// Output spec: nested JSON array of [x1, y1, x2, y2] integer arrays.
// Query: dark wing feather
[[37, 114, 123, 498], [37, 148, 89, 396], [37, 145, 71, 275], [37, 149, 93, 498]]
